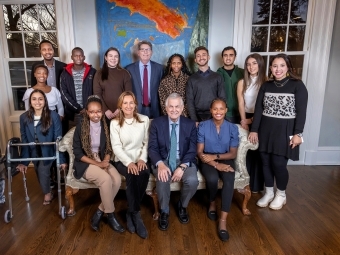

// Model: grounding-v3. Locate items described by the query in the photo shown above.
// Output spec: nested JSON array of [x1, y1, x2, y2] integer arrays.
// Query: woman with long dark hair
[[17, 89, 67, 205], [249, 53, 308, 210], [73, 95, 124, 233], [93, 47, 132, 124], [158, 53, 191, 116]]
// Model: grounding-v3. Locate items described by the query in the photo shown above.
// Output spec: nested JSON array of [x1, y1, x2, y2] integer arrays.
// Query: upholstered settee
[[59, 125, 257, 219]]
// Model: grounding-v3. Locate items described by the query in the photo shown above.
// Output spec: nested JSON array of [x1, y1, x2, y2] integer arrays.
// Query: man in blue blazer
[[148, 93, 198, 231], [125, 40, 164, 118]]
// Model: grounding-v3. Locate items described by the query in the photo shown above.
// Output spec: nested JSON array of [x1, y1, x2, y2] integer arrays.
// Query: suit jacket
[[125, 61, 164, 118], [148, 115, 197, 167], [31, 59, 67, 90], [19, 111, 65, 166], [72, 120, 111, 179]]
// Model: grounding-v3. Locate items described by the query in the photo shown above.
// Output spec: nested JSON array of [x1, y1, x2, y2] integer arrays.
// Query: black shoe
[[158, 212, 169, 231], [91, 209, 104, 231], [131, 211, 148, 239], [207, 210, 217, 221], [177, 200, 189, 224], [126, 211, 135, 233], [218, 227, 230, 242], [107, 213, 125, 233]]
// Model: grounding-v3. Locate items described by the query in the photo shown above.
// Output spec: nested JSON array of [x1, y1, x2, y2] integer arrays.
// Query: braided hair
[[163, 53, 191, 78], [80, 95, 112, 160]]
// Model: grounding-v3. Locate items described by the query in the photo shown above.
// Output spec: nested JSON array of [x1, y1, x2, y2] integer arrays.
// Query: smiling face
[[71, 49, 85, 66], [138, 43, 152, 64], [30, 91, 46, 112], [194, 49, 210, 68], [121, 95, 136, 118], [86, 101, 103, 123], [105, 50, 119, 68], [270, 57, 289, 80], [166, 97, 184, 122], [246, 57, 259, 77], [210, 100, 227, 121], [170, 56, 183, 76], [34, 67, 48, 84], [222, 49, 236, 68], [40, 42, 54, 61]]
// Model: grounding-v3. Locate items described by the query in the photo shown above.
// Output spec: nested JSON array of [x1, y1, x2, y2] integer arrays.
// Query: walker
[[4, 137, 67, 223]]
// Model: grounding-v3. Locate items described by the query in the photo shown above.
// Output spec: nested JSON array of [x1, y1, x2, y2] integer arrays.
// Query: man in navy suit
[[148, 93, 198, 231], [125, 40, 164, 118]]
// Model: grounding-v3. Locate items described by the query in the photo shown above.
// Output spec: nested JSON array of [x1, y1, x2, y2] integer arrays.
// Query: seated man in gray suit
[[148, 93, 198, 231], [125, 40, 164, 118]]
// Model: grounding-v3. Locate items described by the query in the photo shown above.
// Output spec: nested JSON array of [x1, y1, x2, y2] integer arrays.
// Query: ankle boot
[[256, 187, 274, 207], [126, 211, 136, 233], [269, 189, 286, 210], [132, 211, 148, 239], [91, 209, 104, 231], [107, 213, 125, 233]]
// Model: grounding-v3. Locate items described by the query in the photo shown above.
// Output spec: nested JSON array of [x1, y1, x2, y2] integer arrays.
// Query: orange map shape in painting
[[109, 0, 188, 39]]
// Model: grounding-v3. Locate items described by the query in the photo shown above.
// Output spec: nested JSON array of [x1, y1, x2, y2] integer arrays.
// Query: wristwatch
[[178, 165, 187, 172], [296, 133, 303, 137], [216, 154, 220, 159]]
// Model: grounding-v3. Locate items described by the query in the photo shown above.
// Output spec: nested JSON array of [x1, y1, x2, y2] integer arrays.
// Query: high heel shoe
[[91, 209, 104, 231], [107, 213, 125, 233]]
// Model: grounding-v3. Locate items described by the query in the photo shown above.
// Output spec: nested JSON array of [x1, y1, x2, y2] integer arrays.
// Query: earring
[[270, 73, 273, 79], [286, 73, 290, 77]]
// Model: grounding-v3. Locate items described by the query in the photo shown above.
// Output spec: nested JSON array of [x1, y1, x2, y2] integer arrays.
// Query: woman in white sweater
[[110, 91, 150, 239]]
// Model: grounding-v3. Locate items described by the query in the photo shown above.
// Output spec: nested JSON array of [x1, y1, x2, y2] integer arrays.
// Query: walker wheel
[[4, 210, 11, 223], [61, 206, 66, 219]]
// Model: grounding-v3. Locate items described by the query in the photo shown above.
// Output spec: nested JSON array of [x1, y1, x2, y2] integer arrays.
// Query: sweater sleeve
[[123, 69, 133, 92], [186, 78, 198, 121], [293, 81, 308, 134], [139, 117, 150, 162], [250, 83, 266, 133]]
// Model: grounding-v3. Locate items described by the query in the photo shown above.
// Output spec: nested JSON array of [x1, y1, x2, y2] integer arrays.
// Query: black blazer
[[31, 59, 67, 90], [72, 121, 111, 179], [148, 115, 197, 167]]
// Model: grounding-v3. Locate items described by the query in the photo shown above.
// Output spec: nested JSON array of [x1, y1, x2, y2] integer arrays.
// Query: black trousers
[[200, 159, 235, 212], [260, 152, 289, 190], [114, 161, 150, 212]]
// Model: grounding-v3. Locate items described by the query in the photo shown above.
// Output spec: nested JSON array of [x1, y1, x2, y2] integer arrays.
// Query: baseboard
[[305, 147, 340, 165]]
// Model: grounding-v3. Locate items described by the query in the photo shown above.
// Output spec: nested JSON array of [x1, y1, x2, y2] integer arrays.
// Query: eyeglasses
[[88, 110, 102, 115], [139, 48, 151, 52]]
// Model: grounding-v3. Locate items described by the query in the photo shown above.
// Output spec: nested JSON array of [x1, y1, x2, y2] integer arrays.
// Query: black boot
[[126, 211, 136, 233], [107, 213, 125, 233], [132, 211, 148, 239], [91, 209, 104, 231]]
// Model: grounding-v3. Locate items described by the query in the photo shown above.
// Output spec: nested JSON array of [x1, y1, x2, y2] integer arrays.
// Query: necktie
[[143, 65, 149, 106], [169, 123, 177, 172]]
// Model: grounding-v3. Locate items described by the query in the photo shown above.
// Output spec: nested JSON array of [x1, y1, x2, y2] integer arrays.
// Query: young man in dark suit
[[125, 40, 164, 119]]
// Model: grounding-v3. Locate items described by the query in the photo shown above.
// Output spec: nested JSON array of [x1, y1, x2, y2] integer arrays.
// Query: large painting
[[95, 0, 209, 72]]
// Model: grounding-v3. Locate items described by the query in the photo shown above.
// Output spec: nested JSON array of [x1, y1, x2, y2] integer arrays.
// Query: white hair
[[165, 93, 184, 107]]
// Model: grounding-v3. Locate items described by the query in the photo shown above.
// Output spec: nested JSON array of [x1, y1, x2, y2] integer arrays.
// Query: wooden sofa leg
[[237, 185, 251, 216], [65, 186, 77, 216], [146, 188, 160, 220]]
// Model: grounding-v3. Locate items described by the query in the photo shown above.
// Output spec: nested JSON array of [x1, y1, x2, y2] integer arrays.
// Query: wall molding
[[305, 147, 340, 165]]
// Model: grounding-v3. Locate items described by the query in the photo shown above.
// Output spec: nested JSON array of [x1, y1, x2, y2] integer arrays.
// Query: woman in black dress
[[248, 54, 308, 210]]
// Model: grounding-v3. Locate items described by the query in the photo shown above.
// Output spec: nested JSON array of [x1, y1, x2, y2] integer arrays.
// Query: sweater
[[186, 70, 225, 121], [93, 67, 132, 113], [217, 65, 244, 118]]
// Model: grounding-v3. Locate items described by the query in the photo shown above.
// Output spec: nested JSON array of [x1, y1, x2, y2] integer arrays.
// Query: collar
[[139, 61, 151, 68], [44, 59, 55, 68], [198, 67, 211, 75], [168, 116, 180, 126]]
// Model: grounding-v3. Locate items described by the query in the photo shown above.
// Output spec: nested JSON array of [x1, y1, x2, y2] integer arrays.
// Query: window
[[1, 3, 57, 111], [251, 0, 310, 77]]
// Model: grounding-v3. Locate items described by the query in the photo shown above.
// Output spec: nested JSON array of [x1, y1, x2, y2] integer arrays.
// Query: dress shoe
[[207, 210, 217, 221], [158, 212, 169, 231], [107, 213, 125, 233], [218, 227, 230, 241], [256, 187, 274, 207], [126, 212, 135, 233], [269, 190, 286, 210], [177, 200, 189, 224], [91, 209, 104, 231], [131, 211, 148, 239]]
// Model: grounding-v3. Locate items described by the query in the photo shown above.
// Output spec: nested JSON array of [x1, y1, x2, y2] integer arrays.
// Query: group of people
[[17, 39, 308, 242]]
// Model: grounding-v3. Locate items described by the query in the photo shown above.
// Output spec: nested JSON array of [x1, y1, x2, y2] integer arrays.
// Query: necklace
[[124, 118, 134, 125], [274, 79, 289, 87], [92, 126, 101, 135]]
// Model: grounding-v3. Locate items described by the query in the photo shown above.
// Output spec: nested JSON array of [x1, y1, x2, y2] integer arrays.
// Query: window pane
[[290, 0, 309, 24], [12, 87, 27, 111], [21, 4, 38, 31], [3, 5, 21, 31], [7, 33, 24, 58], [26, 61, 37, 86], [271, 0, 289, 24], [41, 32, 59, 57], [252, 0, 270, 24], [269, 26, 286, 52], [287, 26, 305, 51], [288, 55, 304, 78], [9, 61, 26, 86], [39, 4, 56, 30], [24, 32, 41, 57], [251, 26, 268, 52]]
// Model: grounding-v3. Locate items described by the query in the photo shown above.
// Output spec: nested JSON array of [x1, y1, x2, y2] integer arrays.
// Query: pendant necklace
[[274, 78, 289, 87]]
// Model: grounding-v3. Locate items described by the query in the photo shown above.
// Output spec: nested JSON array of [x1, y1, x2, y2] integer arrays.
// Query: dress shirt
[[45, 59, 56, 88], [198, 67, 212, 77]]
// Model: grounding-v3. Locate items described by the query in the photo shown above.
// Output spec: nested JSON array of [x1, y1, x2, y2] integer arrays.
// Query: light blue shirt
[[139, 61, 151, 101], [44, 59, 56, 88]]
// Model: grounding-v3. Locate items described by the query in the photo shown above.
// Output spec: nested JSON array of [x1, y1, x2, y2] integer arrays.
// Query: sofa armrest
[[59, 127, 76, 179]]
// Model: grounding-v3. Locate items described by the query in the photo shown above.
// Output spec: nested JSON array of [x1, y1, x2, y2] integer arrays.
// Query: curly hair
[[25, 89, 51, 135], [163, 53, 191, 78], [115, 91, 144, 127], [80, 95, 112, 160]]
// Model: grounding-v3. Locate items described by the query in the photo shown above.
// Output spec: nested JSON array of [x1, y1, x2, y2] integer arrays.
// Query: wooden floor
[[1, 165, 340, 255]]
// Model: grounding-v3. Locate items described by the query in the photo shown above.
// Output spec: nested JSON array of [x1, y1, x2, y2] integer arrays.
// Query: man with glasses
[[126, 40, 164, 118]]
